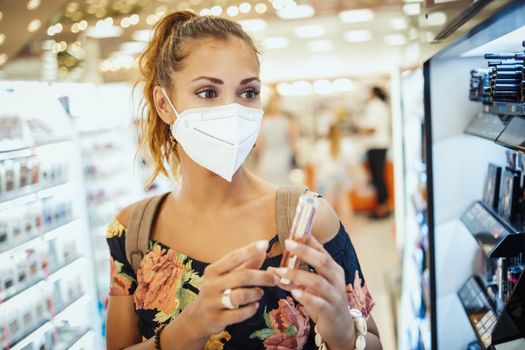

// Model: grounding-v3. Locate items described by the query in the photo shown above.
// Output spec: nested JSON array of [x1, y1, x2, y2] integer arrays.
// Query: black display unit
[[419, 1, 525, 349]]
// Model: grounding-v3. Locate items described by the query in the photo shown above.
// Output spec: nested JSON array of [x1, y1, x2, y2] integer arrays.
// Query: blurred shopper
[[255, 94, 298, 185], [358, 86, 391, 219], [312, 123, 354, 223]]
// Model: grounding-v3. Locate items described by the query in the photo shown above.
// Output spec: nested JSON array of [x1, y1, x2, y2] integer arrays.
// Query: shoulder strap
[[275, 185, 310, 271], [125, 192, 170, 275]]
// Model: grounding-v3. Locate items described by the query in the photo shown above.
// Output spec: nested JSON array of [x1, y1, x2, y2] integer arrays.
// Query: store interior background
[[1, 1, 524, 350]]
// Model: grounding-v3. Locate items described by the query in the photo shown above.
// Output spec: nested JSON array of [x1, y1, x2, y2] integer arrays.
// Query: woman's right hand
[[177, 240, 278, 338]]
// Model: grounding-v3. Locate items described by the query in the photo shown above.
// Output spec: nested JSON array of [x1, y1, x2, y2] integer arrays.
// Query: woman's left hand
[[268, 235, 355, 350]]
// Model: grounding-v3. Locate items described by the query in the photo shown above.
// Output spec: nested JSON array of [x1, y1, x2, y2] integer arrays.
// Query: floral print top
[[106, 218, 374, 350]]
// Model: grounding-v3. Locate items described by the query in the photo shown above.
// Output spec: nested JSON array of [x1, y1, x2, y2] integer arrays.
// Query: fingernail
[[256, 240, 269, 251], [285, 239, 298, 250], [291, 289, 303, 299], [274, 267, 288, 276]]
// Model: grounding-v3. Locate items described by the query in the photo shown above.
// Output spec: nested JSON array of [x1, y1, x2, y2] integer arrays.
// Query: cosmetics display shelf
[[7, 295, 91, 350], [461, 201, 525, 258], [457, 276, 498, 350], [0, 82, 101, 349]]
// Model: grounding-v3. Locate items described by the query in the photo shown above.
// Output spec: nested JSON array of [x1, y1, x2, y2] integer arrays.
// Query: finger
[[221, 302, 260, 325], [272, 267, 338, 304], [267, 267, 304, 291], [214, 269, 276, 290], [205, 240, 269, 276], [228, 287, 264, 307], [284, 240, 343, 287], [290, 288, 330, 321], [304, 234, 326, 252], [235, 248, 268, 271]]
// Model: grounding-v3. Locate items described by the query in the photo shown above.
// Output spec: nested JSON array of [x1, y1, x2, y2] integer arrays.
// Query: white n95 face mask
[[161, 88, 263, 182]]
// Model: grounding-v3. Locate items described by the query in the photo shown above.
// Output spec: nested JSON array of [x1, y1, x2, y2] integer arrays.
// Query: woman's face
[[155, 37, 261, 123]]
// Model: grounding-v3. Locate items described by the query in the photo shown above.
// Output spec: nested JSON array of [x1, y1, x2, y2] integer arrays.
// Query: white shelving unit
[[0, 81, 100, 350]]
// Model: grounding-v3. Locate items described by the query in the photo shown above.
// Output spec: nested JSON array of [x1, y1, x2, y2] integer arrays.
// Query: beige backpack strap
[[275, 185, 309, 271], [125, 192, 170, 275]]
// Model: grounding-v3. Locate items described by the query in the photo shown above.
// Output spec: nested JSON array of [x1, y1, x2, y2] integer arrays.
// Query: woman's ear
[[153, 86, 177, 125]]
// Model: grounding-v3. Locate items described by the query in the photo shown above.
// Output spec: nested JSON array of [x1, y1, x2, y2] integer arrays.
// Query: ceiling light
[[78, 20, 88, 31], [27, 0, 41, 11], [42, 40, 54, 50], [147, 14, 158, 25], [71, 23, 80, 33], [313, 80, 334, 95], [264, 36, 289, 50], [308, 40, 334, 52], [403, 3, 421, 16], [132, 29, 153, 42], [66, 2, 79, 13], [121, 17, 131, 28], [384, 34, 407, 46], [104, 17, 114, 26], [277, 82, 294, 96], [227, 6, 239, 17], [239, 2, 251, 14], [255, 3, 268, 14], [294, 25, 325, 38], [47, 26, 56, 36], [58, 41, 67, 52], [420, 31, 435, 43], [54, 23, 63, 34], [391, 17, 408, 30], [339, 9, 374, 23], [27, 19, 41, 33], [200, 8, 211, 16], [291, 80, 313, 96], [156, 6, 167, 17], [419, 12, 447, 26], [0, 34, 5, 46], [239, 19, 267, 32], [210, 5, 223, 16], [129, 14, 140, 25], [87, 23, 123, 38], [272, 0, 295, 11], [333, 78, 353, 92], [277, 4, 315, 20], [343, 30, 372, 43], [119, 41, 147, 54], [0, 53, 7, 66]]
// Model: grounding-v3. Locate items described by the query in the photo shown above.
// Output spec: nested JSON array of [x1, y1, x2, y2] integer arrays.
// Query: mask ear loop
[[160, 87, 180, 150]]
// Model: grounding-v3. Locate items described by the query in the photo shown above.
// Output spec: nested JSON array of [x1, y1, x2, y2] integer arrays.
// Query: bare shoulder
[[115, 202, 140, 229], [311, 196, 341, 244]]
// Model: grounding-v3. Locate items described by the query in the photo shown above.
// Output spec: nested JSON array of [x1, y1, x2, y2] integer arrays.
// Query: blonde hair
[[137, 11, 259, 188]]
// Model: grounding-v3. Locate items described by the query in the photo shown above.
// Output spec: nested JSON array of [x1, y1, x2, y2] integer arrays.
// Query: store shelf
[[9, 321, 52, 350], [0, 219, 79, 258], [461, 201, 525, 258], [464, 112, 507, 141], [64, 329, 94, 350], [483, 102, 525, 117], [55, 294, 91, 320], [1, 257, 85, 307], [0, 147, 32, 160], [0, 180, 72, 209]]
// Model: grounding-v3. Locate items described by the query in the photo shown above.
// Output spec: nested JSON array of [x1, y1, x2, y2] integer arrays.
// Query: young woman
[[106, 11, 382, 350]]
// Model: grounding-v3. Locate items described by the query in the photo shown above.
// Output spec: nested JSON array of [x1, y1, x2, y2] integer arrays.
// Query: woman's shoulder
[[310, 193, 341, 244], [105, 201, 141, 240]]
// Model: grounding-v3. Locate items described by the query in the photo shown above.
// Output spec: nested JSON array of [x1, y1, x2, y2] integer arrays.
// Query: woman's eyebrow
[[240, 77, 260, 85], [191, 76, 223, 84]]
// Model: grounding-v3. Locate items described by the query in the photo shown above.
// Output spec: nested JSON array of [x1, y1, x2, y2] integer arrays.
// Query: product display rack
[[415, 1, 525, 349], [0, 82, 100, 350], [397, 68, 434, 350]]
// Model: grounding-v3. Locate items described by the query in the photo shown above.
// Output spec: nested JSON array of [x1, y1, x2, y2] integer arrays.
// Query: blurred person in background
[[358, 86, 391, 219], [254, 93, 298, 185], [311, 122, 354, 224]]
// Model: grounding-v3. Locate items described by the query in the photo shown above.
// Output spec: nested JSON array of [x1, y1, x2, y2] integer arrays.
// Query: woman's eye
[[196, 89, 217, 99], [241, 89, 259, 100]]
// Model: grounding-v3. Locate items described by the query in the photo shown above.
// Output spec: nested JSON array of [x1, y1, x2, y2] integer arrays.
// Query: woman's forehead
[[178, 37, 260, 80]]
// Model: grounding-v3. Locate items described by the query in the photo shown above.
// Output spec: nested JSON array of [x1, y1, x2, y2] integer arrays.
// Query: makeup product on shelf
[[483, 164, 502, 210], [497, 258, 508, 313], [498, 168, 521, 223]]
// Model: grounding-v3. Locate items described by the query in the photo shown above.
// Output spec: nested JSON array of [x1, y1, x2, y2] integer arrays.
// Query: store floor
[[344, 214, 399, 350]]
